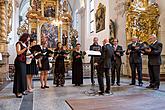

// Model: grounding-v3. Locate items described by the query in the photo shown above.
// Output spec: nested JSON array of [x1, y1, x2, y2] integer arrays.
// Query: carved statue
[[63, 0, 68, 13], [109, 19, 116, 38], [62, 33, 68, 46]]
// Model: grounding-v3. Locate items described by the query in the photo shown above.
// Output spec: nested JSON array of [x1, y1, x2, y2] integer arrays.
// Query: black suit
[[126, 42, 143, 85], [89, 43, 102, 85], [146, 41, 163, 88], [111, 45, 123, 84], [97, 44, 114, 93]]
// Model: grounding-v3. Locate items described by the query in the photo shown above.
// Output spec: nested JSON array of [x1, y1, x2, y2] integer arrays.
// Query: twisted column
[[0, 2, 7, 41]]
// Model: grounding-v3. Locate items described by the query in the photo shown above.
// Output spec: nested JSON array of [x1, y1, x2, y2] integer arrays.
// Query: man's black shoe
[[146, 85, 154, 89], [138, 82, 143, 87], [129, 83, 135, 85], [117, 83, 120, 86], [111, 83, 114, 86], [105, 90, 110, 94], [153, 86, 159, 90], [98, 91, 104, 95]]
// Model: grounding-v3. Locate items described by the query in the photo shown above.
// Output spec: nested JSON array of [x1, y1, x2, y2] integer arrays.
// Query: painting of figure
[[95, 3, 106, 33], [41, 23, 58, 48], [44, 4, 55, 17]]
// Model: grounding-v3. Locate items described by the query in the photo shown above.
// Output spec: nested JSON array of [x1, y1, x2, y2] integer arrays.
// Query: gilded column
[[0, 0, 10, 84], [0, 1, 7, 42]]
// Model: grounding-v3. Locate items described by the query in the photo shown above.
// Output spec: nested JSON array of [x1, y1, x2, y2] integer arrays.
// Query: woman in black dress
[[53, 42, 68, 87], [26, 39, 38, 92], [13, 33, 30, 98], [39, 42, 50, 89], [72, 43, 85, 86]]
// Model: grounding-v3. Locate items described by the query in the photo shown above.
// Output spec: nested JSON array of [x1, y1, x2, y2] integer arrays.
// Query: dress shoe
[[41, 86, 45, 89], [153, 86, 159, 90], [16, 93, 22, 98], [111, 83, 114, 86], [129, 83, 135, 85], [146, 85, 154, 89], [16, 95, 22, 98], [44, 85, 49, 88], [138, 82, 143, 87], [105, 90, 110, 94], [117, 83, 120, 86], [98, 91, 104, 95], [22, 91, 27, 95]]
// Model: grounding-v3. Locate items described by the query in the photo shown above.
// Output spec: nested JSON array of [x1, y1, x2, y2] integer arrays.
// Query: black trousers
[[148, 64, 160, 87], [97, 68, 110, 92], [91, 63, 95, 84], [130, 63, 142, 84], [111, 62, 121, 84]]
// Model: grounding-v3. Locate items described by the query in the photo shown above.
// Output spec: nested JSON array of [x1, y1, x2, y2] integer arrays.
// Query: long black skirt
[[13, 61, 27, 94]]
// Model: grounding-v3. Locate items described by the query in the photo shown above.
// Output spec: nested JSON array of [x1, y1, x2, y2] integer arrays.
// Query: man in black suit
[[89, 37, 102, 85], [144, 34, 163, 90], [97, 38, 114, 95], [111, 38, 124, 86], [126, 36, 143, 86]]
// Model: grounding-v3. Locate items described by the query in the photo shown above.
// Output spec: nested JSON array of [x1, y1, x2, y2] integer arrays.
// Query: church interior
[[0, 0, 165, 110]]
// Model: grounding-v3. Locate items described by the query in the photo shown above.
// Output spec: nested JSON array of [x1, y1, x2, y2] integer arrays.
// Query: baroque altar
[[25, 0, 72, 48]]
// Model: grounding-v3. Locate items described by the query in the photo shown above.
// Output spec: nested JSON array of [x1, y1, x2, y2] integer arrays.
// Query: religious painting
[[95, 3, 106, 33], [41, 23, 58, 48], [31, 28, 37, 40], [44, 2, 56, 17]]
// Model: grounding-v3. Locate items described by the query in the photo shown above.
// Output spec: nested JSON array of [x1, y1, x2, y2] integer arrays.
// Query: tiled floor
[[1, 77, 165, 110]]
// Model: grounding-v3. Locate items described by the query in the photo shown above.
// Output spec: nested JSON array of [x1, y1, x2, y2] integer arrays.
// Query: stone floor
[[1, 77, 165, 110]]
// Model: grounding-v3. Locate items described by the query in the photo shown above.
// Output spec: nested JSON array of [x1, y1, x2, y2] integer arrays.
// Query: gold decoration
[[25, 0, 73, 48], [126, 0, 160, 43]]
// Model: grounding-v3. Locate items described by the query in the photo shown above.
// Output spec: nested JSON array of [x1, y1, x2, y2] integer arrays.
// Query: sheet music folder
[[86, 50, 101, 56]]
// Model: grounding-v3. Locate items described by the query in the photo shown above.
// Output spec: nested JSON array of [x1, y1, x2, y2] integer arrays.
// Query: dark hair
[[113, 38, 118, 42], [76, 43, 81, 46], [19, 33, 30, 43], [56, 42, 61, 48]]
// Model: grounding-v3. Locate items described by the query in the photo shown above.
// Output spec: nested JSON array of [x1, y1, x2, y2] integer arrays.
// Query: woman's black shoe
[[22, 92, 27, 95], [41, 86, 45, 89], [44, 85, 49, 88], [16, 94, 22, 98]]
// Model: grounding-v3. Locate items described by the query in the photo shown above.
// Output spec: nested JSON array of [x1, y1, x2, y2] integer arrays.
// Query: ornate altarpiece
[[26, 0, 72, 48], [125, 0, 160, 43]]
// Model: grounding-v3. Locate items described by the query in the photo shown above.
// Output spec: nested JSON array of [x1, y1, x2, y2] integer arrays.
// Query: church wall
[[82, 0, 110, 63], [158, 0, 165, 55], [8, 2, 20, 64]]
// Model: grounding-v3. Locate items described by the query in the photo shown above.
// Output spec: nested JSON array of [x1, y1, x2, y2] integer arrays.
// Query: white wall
[[157, 0, 165, 55], [8, 1, 20, 64]]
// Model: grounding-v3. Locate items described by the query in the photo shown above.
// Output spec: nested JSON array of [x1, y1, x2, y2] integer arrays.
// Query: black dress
[[39, 47, 50, 71], [13, 42, 27, 94], [53, 49, 66, 86], [72, 51, 83, 85], [26, 49, 38, 75]]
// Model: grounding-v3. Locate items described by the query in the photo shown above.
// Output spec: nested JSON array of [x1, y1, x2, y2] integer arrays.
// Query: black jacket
[[126, 42, 142, 64], [146, 41, 163, 65], [101, 44, 114, 69], [113, 45, 123, 64]]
